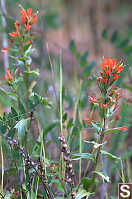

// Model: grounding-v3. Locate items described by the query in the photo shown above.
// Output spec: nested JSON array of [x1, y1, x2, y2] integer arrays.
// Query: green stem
[[1, 139, 4, 194], [60, 49, 63, 136], [25, 62, 30, 98], [38, 122, 47, 181], [35, 177, 39, 199], [59, 49, 65, 189], [91, 117, 106, 191], [69, 81, 82, 145], [24, 62, 30, 152], [79, 110, 82, 183]]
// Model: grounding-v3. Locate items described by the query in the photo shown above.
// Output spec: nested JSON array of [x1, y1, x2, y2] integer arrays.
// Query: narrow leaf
[[71, 153, 94, 161], [93, 171, 110, 183], [101, 150, 120, 160], [14, 119, 29, 143], [75, 189, 93, 199]]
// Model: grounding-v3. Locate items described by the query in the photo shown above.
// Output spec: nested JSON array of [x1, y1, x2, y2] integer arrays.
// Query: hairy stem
[[91, 117, 106, 191]]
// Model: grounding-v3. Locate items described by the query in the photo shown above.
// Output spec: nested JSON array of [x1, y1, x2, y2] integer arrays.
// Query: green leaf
[[18, 101, 26, 114], [72, 126, 80, 136], [83, 61, 96, 77], [80, 51, 88, 67], [24, 69, 40, 76], [102, 28, 108, 40], [104, 127, 126, 134], [84, 141, 107, 149], [0, 87, 17, 101], [76, 51, 81, 60], [32, 93, 52, 108], [11, 107, 18, 118], [80, 177, 92, 190], [0, 124, 7, 135], [69, 40, 76, 53], [7, 128, 16, 138], [14, 119, 29, 143], [101, 150, 120, 160], [43, 120, 59, 138], [117, 38, 129, 48], [93, 171, 110, 183], [62, 112, 67, 123], [67, 118, 73, 129], [24, 45, 34, 57], [110, 31, 118, 43], [71, 153, 94, 161], [91, 122, 102, 132], [75, 189, 93, 199], [122, 45, 132, 55], [122, 84, 132, 92]]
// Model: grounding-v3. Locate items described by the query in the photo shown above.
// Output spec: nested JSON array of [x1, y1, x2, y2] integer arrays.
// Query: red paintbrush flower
[[84, 117, 94, 125], [20, 9, 28, 24], [8, 31, 21, 37], [1, 47, 8, 52], [88, 96, 97, 104], [118, 126, 127, 131], [9, 20, 21, 38], [30, 14, 37, 24], [25, 22, 31, 31], [28, 39, 32, 45], [20, 8, 37, 25], [97, 57, 123, 88], [4, 68, 18, 81]]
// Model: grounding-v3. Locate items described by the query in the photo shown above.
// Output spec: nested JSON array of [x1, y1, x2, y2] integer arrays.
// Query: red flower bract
[[30, 14, 37, 24], [88, 96, 97, 103], [4, 68, 18, 81], [20, 9, 28, 24], [1, 47, 8, 52], [9, 20, 21, 38], [20, 8, 37, 25], [97, 57, 123, 87], [9, 31, 21, 38], [84, 117, 94, 125], [25, 22, 31, 31], [119, 126, 127, 131]]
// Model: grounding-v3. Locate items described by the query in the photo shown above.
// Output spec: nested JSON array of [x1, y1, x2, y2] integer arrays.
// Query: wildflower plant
[[0, 5, 129, 199], [86, 57, 127, 193], [0, 6, 53, 199]]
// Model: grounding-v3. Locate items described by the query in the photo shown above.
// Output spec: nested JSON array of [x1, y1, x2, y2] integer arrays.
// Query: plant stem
[[1, 140, 4, 194], [40, 0, 46, 68], [24, 62, 30, 152], [79, 109, 82, 184], [59, 49, 63, 136], [47, 44, 59, 109], [25, 63, 30, 98], [91, 117, 106, 191], [39, 123, 47, 178], [59, 49, 66, 191]]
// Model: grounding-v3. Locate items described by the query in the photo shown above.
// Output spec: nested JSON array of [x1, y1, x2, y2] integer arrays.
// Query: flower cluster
[[1, 6, 38, 84], [3, 68, 18, 83], [89, 58, 123, 109], [20, 8, 37, 30], [88, 87, 121, 110], [97, 57, 123, 93], [9, 21, 21, 37], [88, 57, 127, 131], [9, 7, 37, 38]]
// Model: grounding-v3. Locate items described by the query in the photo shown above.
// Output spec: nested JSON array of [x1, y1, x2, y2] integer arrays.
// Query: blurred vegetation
[[0, 0, 132, 198]]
